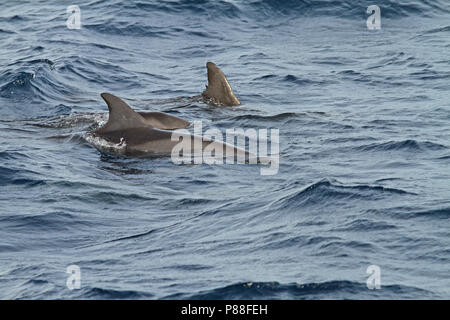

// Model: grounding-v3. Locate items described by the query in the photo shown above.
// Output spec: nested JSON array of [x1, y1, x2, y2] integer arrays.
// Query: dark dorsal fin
[[202, 62, 241, 106], [95, 92, 149, 134]]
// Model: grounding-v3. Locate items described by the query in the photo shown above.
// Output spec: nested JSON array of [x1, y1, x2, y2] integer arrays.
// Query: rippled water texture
[[0, 0, 449, 299]]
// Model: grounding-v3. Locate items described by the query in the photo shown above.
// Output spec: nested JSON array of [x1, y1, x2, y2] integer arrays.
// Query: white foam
[[84, 132, 127, 155]]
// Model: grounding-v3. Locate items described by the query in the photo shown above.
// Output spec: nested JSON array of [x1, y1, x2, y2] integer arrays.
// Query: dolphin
[[92, 93, 249, 159], [202, 62, 241, 106], [93, 94, 189, 131]]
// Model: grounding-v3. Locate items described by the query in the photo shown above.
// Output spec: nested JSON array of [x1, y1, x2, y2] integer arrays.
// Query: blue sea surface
[[0, 0, 449, 299]]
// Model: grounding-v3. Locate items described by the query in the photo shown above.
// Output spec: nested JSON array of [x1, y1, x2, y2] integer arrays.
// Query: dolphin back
[[95, 93, 190, 134]]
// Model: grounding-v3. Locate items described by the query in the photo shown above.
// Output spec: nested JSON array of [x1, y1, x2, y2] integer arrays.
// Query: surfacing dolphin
[[140, 62, 240, 107], [202, 62, 241, 106], [92, 93, 249, 159]]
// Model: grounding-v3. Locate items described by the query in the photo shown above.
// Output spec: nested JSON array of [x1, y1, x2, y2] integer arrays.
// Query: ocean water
[[0, 0, 449, 299]]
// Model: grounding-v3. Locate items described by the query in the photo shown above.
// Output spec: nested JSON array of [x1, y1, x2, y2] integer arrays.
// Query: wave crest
[[171, 280, 435, 299]]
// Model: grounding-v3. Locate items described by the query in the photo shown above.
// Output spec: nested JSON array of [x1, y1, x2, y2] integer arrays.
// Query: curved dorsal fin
[[95, 92, 149, 133], [202, 62, 241, 106]]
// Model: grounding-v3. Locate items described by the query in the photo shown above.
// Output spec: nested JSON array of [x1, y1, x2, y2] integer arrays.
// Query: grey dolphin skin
[[202, 62, 241, 106], [94, 93, 189, 132], [139, 111, 189, 130], [93, 93, 249, 158]]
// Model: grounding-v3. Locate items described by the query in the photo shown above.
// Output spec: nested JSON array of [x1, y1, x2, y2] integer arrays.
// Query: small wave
[[84, 22, 172, 38], [99, 165, 154, 176], [0, 151, 31, 161], [365, 52, 416, 70], [270, 179, 413, 210], [409, 69, 450, 81], [244, 0, 449, 18], [56, 55, 134, 85], [0, 212, 85, 232], [2, 177, 45, 188], [422, 25, 450, 35], [312, 56, 357, 66], [398, 207, 450, 220], [83, 1, 241, 37], [354, 139, 448, 152], [437, 154, 450, 160], [70, 191, 158, 204], [258, 234, 341, 250], [121, 0, 241, 19], [46, 104, 72, 116], [0, 57, 60, 100], [0, 166, 44, 187], [337, 69, 411, 87], [0, 61, 84, 116], [332, 218, 397, 232], [76, 0, 450, 26], [0, 14, 28, 23], [167, 197, 215, 207], [173, 280, 434, 299], [253, 74, 331, 87], [80, 287, 154, 299], [0, 28, 15, 34], [412, 207, 450, 219], [164, 264, 213, 271], [0, 71, 35, 98], [231, 112, 298, 122], [8, 58, 55, 69], [32, 113, 106, 129]]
